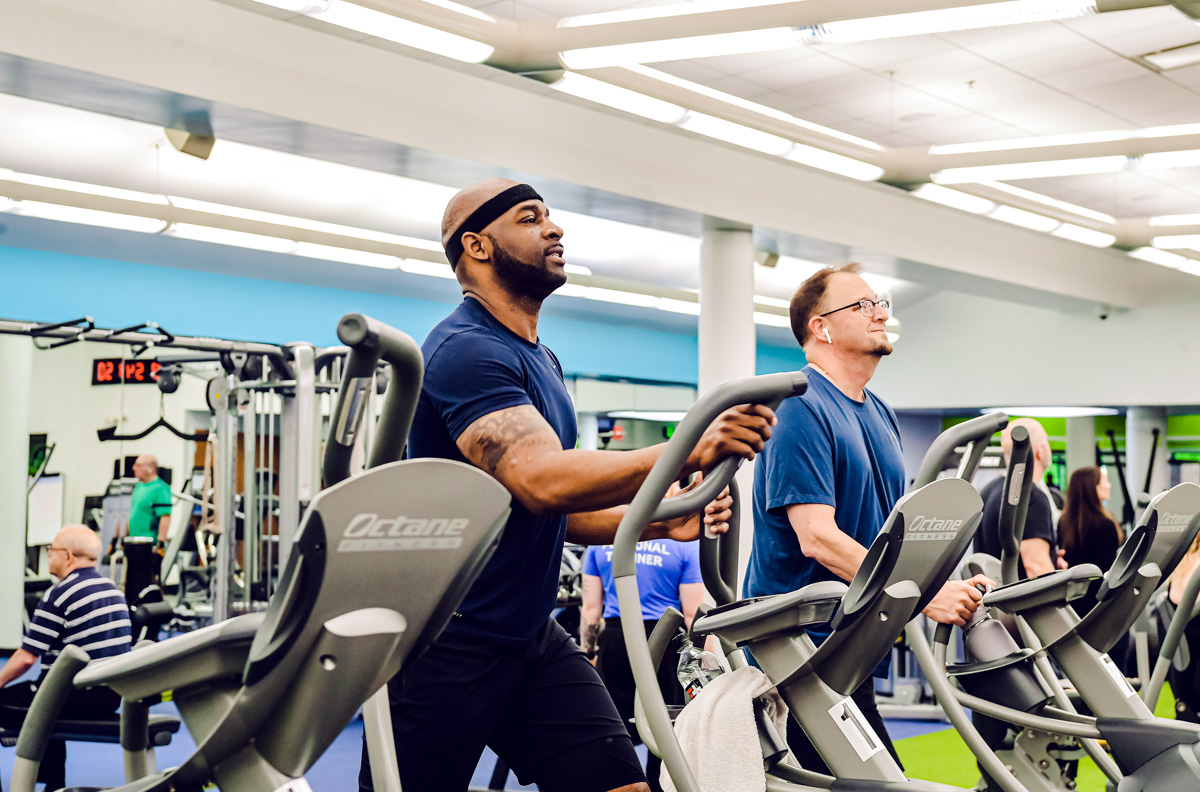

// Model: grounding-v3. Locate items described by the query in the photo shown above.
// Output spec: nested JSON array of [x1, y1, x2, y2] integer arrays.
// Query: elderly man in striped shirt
[[0, 525, 132, 789]]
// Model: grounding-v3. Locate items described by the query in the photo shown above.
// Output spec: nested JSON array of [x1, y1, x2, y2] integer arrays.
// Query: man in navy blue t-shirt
[[360, 179, 778, 792], [744, 263, 990, 775]]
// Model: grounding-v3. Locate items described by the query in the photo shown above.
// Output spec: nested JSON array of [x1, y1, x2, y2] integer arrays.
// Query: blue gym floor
[[0, 702, 949, 791]]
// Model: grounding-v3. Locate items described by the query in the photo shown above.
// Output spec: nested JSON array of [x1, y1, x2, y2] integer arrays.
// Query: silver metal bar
[[243, 388, 258, 615], [214, 375, 237, 623], [0, 317, 285, 356]]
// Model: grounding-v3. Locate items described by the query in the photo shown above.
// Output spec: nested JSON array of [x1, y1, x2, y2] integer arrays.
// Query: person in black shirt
[[975, 418, 1065, 580], [1060, 466, 1123, 612]]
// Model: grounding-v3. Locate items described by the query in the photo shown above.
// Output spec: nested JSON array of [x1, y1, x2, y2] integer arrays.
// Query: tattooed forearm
[[580, 617, 604, 655]]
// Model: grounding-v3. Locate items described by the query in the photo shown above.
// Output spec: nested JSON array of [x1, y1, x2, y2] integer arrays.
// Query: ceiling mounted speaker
[[755, 249, 780, 268], [165, 110, 216, 160]]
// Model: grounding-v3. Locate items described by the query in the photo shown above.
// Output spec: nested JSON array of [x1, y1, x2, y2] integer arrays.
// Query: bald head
[[1000, 418, 1053, 476], [133, 454, 158, 483], [441, 178, 520, 253], [55, 525, 101, 563]]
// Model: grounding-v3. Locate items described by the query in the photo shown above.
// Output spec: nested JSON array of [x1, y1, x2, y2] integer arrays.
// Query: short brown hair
[[788, 262, 862, 346]]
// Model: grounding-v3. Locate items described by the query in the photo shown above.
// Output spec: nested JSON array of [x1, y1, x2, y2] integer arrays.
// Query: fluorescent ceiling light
[[782, 144, 884, 181], [169, 196, 441, 250], [575, 286, 660, 308], [754, 295, 790, 309], [252, 0, 332, 12], [5, 201, 168, 233], [552, 73, 688, 124], [977, 182, 1115, 224], [1139, 150, 1200, 169], [983, 406, 1118, 418], [561, 28, 797, 69], [933, 156, 1127, 183], [1051, 223, 1115, 248], [167, 223, 297, 253], [1142, 42, 1200, 71], [931, 122, 1200, 156], [1129, 247, 1200, 276], [1150, 214, 1200, 227], [801, 0, 1096, 44], [607, 411, 688, 422], [988, 205, 1059, 232], [564, 263, 592, 276], [279, 0, 494, 63], [657, 298, 701, 315], [911, 184, 995, 214], [400, 259, 457, 279], [293, 242, 402, 268], [416, 0, 495, 23], [1152, 234, 1200, 250], [624, 65, 883, 152], [560, 0, 792, 28], [754, 312, 791, 328], [0, 169, 168, 205], [679, 112, 793, 156]]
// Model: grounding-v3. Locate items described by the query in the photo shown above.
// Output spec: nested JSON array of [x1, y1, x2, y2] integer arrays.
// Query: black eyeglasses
[[819, 296, 891, 318]]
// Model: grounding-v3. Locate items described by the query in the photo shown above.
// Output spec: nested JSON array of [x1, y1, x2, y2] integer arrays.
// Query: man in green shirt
[[126, 454, 173, 546]]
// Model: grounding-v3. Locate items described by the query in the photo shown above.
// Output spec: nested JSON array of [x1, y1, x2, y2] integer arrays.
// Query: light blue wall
[[0, 246, 805, 383]]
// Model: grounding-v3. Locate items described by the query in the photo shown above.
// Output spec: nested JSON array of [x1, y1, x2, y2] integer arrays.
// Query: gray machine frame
[[9, 313, 512, 792], [613, 378, 1017, 792]]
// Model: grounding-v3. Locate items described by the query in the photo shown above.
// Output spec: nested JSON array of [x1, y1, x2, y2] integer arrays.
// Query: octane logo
[[338, 514, 469, 552], [1157, 513, 1195, 533], [904, 516, 964, 542]]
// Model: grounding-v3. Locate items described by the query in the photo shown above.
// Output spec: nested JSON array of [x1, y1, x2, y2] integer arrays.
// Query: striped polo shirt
[[22, 567, 132, 674]]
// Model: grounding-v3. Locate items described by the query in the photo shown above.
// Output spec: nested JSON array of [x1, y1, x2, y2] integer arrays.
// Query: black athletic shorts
[[359, 616, 646, 792]]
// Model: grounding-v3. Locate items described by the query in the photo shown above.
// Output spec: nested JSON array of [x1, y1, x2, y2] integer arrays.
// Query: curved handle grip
[[700, 478, 741, 606], [323, 314, 424, 486], [613, 370, 806, 578], [999, 426, 1034, 586], [12, 646, 91, 792], [913, 412, 1008, 489]]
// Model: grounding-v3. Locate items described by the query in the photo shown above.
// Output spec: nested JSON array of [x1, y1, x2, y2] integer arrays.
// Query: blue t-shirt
[[744, 367, 904, 647], [408, 298, 577, 645], [583, 539, 702, 620]]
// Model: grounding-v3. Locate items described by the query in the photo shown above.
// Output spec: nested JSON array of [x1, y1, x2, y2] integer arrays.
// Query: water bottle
[[676, 631, 723, 700]]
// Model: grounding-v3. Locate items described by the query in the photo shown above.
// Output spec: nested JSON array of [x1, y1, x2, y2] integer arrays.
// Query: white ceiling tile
[[1017, 109, 1135, 136], [1096, 22, 1200, 59], [1074, 73, 1187, 104], [903, 64, 1026, 101], [1166, 64, 1200, 90], [943, 24, 1089, 61], [949, 81, 1071, 114], [703, 74, 774, 100], [698, 49, 818, 76], [818, 37, 957, 71], [886, 49, 999, 86], [1002, 42, 1115, 77], [788, 105, 855, 128], [653, 60, 729, 84], [1058, 6, 1185, 40], [1040, 59, 1155, 93], [734, 53, 852, 92]]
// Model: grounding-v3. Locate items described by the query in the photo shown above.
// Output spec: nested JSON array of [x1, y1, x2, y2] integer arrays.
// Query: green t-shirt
[[129, 478, 173, 539]]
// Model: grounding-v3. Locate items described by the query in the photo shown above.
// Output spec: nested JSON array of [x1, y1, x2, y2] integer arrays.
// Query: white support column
[[1127, 406, 1168, 506], [577, 413, 599, 451], [0, 336, 32, 648], [698, 218, 756, 589], [1065, 416, 1096, 478]]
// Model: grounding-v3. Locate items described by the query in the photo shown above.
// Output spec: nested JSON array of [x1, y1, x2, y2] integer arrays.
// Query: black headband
[[445, 183, 544, 268]]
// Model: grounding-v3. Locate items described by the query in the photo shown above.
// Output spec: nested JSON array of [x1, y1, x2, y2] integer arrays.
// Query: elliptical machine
[[912, 428, 1200, 792], [9, 314, 512, 792], [614, 380, 1015, 791]]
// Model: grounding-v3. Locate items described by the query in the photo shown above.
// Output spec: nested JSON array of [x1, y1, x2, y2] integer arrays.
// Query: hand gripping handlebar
[[323, 314, 424, 487]]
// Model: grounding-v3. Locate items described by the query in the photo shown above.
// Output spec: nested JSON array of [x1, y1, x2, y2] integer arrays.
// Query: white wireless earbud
[[823, 328, 832, 344]]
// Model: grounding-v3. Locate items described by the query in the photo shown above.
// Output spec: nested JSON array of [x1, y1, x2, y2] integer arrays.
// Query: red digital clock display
[[92, 358, 162, 386]]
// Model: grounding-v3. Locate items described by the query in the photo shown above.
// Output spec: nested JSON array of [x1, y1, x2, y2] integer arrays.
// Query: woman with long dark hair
[[1059, 466, 1124, 614]]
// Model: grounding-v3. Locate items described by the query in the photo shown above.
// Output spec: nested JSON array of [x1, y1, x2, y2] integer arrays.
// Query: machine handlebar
[[999, 426, 1034, 586], [323, 314, 424, 487]]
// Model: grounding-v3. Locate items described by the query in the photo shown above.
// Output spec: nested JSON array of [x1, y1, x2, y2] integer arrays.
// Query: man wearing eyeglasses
[[0, 525, 131, 789], [742, 263, 990, 774]]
